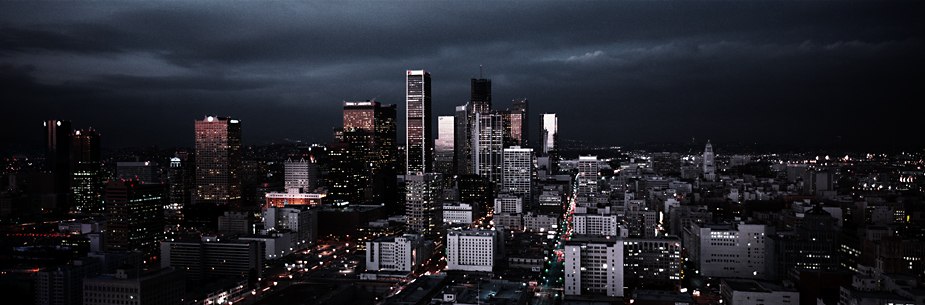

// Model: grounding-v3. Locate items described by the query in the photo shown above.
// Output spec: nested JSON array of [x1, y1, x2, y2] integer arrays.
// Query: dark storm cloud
[[0, 1, 922, 149]]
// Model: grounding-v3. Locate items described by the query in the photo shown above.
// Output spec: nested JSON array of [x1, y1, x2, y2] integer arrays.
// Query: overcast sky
[[2, 1, 922, 149]]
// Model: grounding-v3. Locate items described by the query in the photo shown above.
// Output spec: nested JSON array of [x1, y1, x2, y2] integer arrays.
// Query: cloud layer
[[1, 1, 922, 149]]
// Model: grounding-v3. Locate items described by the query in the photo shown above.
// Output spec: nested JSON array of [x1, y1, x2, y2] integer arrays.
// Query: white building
[[720, 279, 798, 305], [687, 222, 769, 279], [703, 142, 715, 181], [573, 214, 620, 236], [564, 236, 624, 297], [577, 155, 599, 197], [265, 206, 317, 250], [443, 202, 478, 224], [285, 157, 317, 192], [502, 146, 532, 200], [494, 194, 523, 214], [446, 229, 501, 272], [366, 234, 429, 272]]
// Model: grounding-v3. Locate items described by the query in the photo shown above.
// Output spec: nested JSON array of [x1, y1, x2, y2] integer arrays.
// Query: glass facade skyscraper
[[435, 115, 455, 177], [406, 70, 432, 174]]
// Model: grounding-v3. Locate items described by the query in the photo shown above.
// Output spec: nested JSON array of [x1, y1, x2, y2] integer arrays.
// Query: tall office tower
[[167, 151, 194, 211], [105, 179, 164, 260], [326, 131, 368, 205], [564, 236, 624, 297], [285, 157, 317, 192], [454, 104, 471, 175], [458, 174, 491, 217], [473, 112, 504, 191], [577, 155, 599, 197], [406, 70, 432, 175], [405, 173, 443, 241], [502, 146, 532, 201], [192, 116, 242, 227], [435, 116, 455, 178], [539, 113, 558, 175], [470, 78, 492, 114], [343, 101, 398, 205], [71, 129, 103, 213], [703, 141, 715, 181], [44, 120, 72, 195], [511, 99, 529, 147]]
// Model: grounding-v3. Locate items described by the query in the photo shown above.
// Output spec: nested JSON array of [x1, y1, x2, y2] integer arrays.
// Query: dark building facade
[[105, 179, 165, 260], [71, 129, 103, 213]]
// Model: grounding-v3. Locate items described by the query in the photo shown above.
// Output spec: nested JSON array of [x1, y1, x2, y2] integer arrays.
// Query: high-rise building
[[435, 116, 455, 178], [326, 131, 368, 205], [502, 146, 532, 201], [703, 141, 715, 181], [264, 206, 317, 249], [564, 236, 624, 297], [105, 179, 164, 260], [473, 112, 503, 191], [577, 155, 599, 197], [44, 120, 72, 197], [71, 129, 103, 213], [446, 229, 501, 272], [494, 194, 523, 214], [454, 104, 471, 175], [192, 116, 241, 227], [406, 70, 432, 175], [366, 234, 429, 272], [343, 100, 398, 207], [405, 173, 443, 241], [457, 174, 491, 218], [470, 78, 491, 115], [623, 237, 683, 287], [167, 151, 194, 211], [686, 222, 770, 279], [511, 99, 528, 147], [285, 157, 317, 192], [539, 113, 558, 176]]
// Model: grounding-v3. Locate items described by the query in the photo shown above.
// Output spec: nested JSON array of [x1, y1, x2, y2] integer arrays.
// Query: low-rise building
[[446, 229, 502, 272]]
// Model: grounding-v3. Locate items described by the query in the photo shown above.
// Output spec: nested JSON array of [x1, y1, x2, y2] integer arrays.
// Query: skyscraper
[[71, 129, 103, 213], [284, 157, 317, 192], [454, 103, 471, 175], [470, 78, 491, 115], [405, 173, 443, 241], [540, 113, 557, 157], [511, 99, 529, 147], [502, 146, 532, 201], [435, 116, 455, 177], [473, 112, 504, 192], [41, 120, 73, 213], [406, 70, 432, 174], [540, 113, 558, 175], [342, 101, 398, 208], [703, 141, 715, 181], [577, 155, 599, 197], [192, 116, 241, 227], [167, 151, 194, 211], [105, 179, 164, 260]]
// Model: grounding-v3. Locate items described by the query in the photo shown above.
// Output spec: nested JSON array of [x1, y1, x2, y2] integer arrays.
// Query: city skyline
[[1, 1, 922, 150]]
